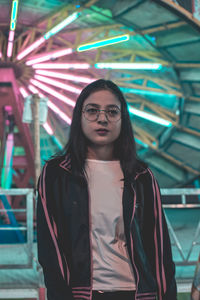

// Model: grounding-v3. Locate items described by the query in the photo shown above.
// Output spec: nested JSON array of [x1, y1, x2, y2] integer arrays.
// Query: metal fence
[[161, 188, 200, 267], [0, 188, 34, 269], [0, 187, 199, 296]]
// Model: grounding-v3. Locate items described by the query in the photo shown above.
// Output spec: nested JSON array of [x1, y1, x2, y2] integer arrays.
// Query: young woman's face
[[81, 89, 121, 147]]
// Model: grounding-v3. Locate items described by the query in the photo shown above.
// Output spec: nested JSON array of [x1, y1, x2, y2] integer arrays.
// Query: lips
[[96, 128, 109, 132], [95, 128, 109, 135]]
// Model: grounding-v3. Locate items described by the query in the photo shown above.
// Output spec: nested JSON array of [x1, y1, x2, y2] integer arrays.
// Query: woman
[[37, 79, 177, 300]]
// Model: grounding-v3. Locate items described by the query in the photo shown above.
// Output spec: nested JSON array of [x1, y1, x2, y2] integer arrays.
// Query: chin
[[94, 140, 115, 147]]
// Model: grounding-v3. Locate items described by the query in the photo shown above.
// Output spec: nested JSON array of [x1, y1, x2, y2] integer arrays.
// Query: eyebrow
[[84, 103, 120, 109]]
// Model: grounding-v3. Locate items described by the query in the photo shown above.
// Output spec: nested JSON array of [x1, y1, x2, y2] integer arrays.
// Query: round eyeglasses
[[82, 105, 121, 122]]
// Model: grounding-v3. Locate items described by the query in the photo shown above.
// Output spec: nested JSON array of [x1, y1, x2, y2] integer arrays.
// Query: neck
[[87, 144, 115, 161]]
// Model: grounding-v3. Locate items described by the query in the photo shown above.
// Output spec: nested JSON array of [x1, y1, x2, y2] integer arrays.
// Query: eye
[[107, 108, 120, 116], [86, 107, 98, 114]]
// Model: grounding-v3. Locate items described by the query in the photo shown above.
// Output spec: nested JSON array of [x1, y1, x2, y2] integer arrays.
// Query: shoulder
[[40, 155, 68, 182], [135, 162, 160, 190]]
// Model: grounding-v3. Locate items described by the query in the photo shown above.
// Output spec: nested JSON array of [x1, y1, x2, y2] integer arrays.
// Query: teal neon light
[[52, 136, 63, 150], [120, 87, 176, 98], [128, 105, 172, 127], [77, 35, 130, 52], [95, 62, 162, 70], [1, 148, 7, 188], [1, 144, 14, 188], [44, 12, 80, 40], [135, 138, 149, 148], [10, 0, 19, 30]]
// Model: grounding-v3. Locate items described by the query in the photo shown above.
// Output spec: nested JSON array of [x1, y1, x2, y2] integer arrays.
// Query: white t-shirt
[[85, 159, 136, 291]]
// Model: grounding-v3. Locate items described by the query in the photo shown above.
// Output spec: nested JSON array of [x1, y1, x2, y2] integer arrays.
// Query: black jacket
[[37, 155, 177, 300]]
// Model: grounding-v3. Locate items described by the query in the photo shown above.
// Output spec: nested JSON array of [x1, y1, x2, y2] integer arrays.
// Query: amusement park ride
[[0, 0, 200, 298]]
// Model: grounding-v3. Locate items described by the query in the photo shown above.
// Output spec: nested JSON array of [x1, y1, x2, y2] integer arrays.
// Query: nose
[[97, 111, 108, 123]]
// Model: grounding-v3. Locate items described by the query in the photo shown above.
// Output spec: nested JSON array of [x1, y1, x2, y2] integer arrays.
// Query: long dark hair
[[54, 79, 146, 180]]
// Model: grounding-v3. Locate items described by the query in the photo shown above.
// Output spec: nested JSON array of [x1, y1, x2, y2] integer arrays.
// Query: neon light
[[7, 30, 15, 57], [19, 87, 29, 98], [44, 12, 80, 40], [21, 85, 71, 125], [30, 79, 75, 107], [43, 122, 54, 135], [8, 30, 15, 42], [77, 34, 130, 52], [7, 42, 13, 58], [26, 48, 73, 66], [28, 84, 71, 124], [10, 0, 19, 30], [133, 89, 176, 97], [35, 70, 94, 83], [1, 133, 14, 188], [95, 63, 162, 70], [0, 52, 2, 58], [28, 84, 44, 98], [120, 87, 176, 98], [51, 136, 63, 149], [135, 138, 149, 148], [128, 105, 172, 127], [32, 63, 90, 69], [35, 75, 82, 94], [17, 12, 79, 61], [17, 37, 45, 60], [48, 101, 71, 124]]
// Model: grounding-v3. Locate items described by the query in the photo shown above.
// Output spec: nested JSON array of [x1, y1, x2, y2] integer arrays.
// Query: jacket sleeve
[[37, 164, 74, 300], [145, 169, 177, 300]]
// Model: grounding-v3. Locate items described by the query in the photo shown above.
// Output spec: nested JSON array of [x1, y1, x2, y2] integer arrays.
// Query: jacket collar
[[59, 154, 148, 180]]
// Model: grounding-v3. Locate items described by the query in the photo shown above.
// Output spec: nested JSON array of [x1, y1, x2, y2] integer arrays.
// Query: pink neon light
[[0, 52, 2, 58], [35, 75, 81, 94], [48, 101, 71, 124], [28, 84, 44, 98], [35, 69, 95, 84], [26, 48, 73, 66], [17, 37, 45, 60], [32, 63, 90, 69], [28, 84, 71, 124], [19, 87, 29, 98], [7, 42, 13, 57], [7, 30, 15, 57], [43, 122, 54, 135], [30, 79, 75, 107], [8, 30, 15, 42]]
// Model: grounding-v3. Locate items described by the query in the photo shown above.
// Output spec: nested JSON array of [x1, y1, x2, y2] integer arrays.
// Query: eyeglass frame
[[82, 104, 121, 122]]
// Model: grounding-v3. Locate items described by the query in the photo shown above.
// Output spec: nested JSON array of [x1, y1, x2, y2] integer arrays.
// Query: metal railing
[[0, 188, 199, 278], [161, 188, 200, 267], [0, 188, 34, 269]]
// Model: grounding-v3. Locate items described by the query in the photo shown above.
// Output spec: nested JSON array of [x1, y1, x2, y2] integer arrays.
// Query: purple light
[[32, 62, 90, 69], [17, 37, 45, 60], [35, 74, 82, 94], [30, 79, 75, 107], [35, 69, 95, 83], [26, 48, 73, 65]]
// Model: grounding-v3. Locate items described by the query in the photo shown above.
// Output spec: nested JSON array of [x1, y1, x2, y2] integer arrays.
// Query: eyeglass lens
[[83, 105, 121, 122]]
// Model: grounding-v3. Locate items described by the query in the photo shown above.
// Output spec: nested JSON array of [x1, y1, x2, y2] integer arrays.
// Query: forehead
[[83, 89, 121, 107]]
